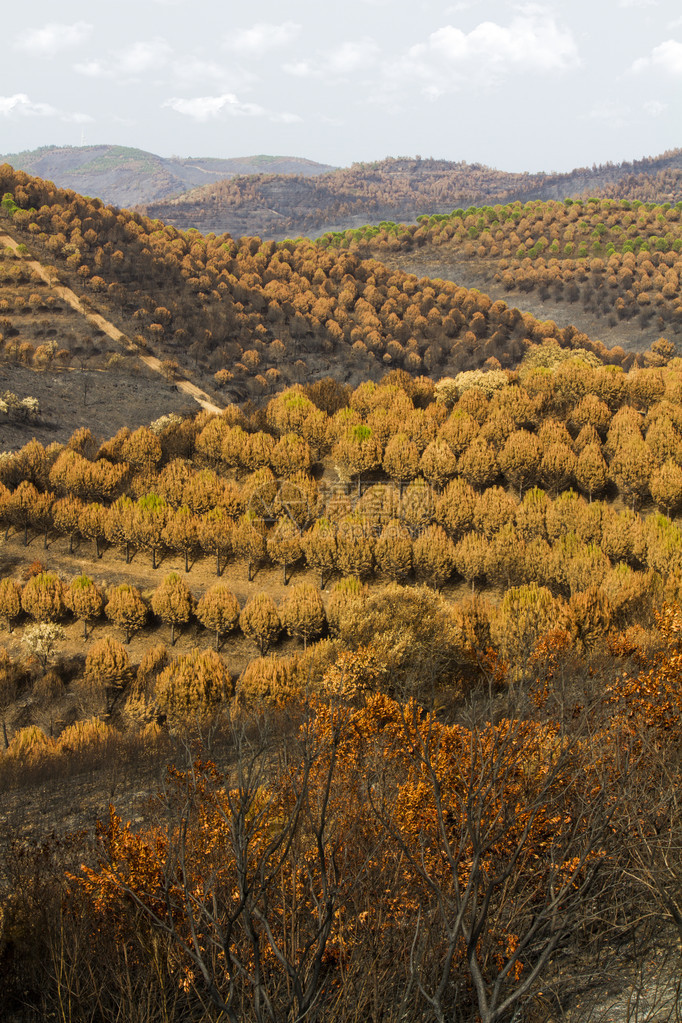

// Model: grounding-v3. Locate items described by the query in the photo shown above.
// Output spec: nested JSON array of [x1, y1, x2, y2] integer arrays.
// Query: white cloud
[[0, 93, 92, 123], [283, 38, 380, 79], [224, 22, 301, 56], [643, 99, 667, 116], [0, 94, 57, 117], [74, 60, 105, 77], [327, 39, 380, 74], [163, 93, 301, 123], [620, 0, 657, 7], [15, 21, 92, 56], [632, 39, 682, 74], [419, 14, 578, 73], [120, 38, 173, 75], [282, 60, 313, 77], [586, 101, 628, 127], [377, 10, 579, 100], [75, 37, 172, 78]]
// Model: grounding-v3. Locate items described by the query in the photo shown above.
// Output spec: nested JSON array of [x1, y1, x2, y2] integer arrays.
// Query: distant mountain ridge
[[141, 149, 682, 240], [0, 145, 337, 208]]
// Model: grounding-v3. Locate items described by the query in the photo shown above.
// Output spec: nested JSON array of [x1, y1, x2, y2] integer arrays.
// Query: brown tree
[[266, 516, 303, 585], [21, 571, 66, 622], [458, 436, 498, 491], [279, 583, 326, 650], [162, 505, 200, 573], [52, 495, 84, 553], [197, 506, 234, 577], [66, 574, 104, 639], [499, 429, 542, 497], [78, 502, 108, 559], [0, 577, 22, 632], [154, 648, 229, 729], [239, 592, 281, 654], [151, 573, 195, 646], [374, 519, 413, 581], [233, 511, 267, 582], [83, 636, 130, 713], [301, 517, 338, 589], [106, 583, 148, 643], [196, 584, 241, 651], [413, 524, 456, 591]]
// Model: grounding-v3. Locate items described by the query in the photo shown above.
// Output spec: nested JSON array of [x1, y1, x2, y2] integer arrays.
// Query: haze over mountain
[[0, 145, 336, 209]]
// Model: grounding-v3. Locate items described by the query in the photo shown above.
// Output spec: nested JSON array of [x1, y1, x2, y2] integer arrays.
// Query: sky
[[1, 0, 681, 174]]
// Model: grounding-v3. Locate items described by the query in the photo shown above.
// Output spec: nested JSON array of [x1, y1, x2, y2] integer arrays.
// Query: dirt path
[[0, 230, 223, 415]]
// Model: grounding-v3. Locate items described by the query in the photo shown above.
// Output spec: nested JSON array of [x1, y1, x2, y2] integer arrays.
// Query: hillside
[[0, 145, 336, 209], [3, 163, 653, 455], [1, 165, 682, 1022], [141, 150, 682, 240]]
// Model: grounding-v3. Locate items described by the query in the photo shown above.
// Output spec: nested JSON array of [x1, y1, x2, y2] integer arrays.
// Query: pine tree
[[382, 433, 420, 491], [434, 478, 476, 541], [106, 583, 148, 643], [419, 439, 458, 489], [239, 593, 281, 655], [413, 524, 456, 591], [575, 443, 608, 502], [650, 459, 682, 517], [374, 519, 413, 581], [133, 494, 168, 569], [162, 505, 200, 573], [336, 515, 374, 579], [151, 573, 194, 646], [0, 578, 22, 632], [499, 430, 542, 497], [233, 511, 267, 582], [453, 533, 488, 591], [52, 495, 84, 553], [458, 436, 499, 491], [84, 637, 129, 713], [267, 516, 303, 585], [301, 518, 338, 590], [197, 506, 234, 577], [155, 648, 229, 728], [78, 502, 109, 559], [196, 585, 241, 651], [66, 574, 103, 639], [21, 572, 66, 622], [105, 495, 136, 563], [280, 583, 326, 650]]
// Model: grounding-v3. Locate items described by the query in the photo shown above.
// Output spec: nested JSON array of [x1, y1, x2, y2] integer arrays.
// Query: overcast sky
[[1, 0, 680, 173]]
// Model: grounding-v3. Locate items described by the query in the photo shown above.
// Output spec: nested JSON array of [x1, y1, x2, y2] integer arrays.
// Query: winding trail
[[0, 230, 223, 415]]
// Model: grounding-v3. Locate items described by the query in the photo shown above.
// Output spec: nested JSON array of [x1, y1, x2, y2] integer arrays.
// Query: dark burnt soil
[[0, 361, 197, 451]]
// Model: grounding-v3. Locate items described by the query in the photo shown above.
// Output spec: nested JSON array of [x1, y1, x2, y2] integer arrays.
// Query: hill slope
[[141, 150, 682, 240], [0, 145, 336, 208]]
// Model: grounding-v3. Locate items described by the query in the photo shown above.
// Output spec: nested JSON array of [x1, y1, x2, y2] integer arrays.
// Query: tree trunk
[[95, 537, 101, 559], [126, 541, 130, 564], [248, 560, 253, 583], [43, 529, 48, 550], [69, 532, 74, 554], [283, 561, 288, 586], [215, 628, 220, 652], [152, 547, 156, 570], [185, 549, 189, 573], [170, 621, 175, 646], [2, 717, 8, 750], [83, 618, 88, 640], [216, 551, 221, 576], [24, 522, 28, 546]]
